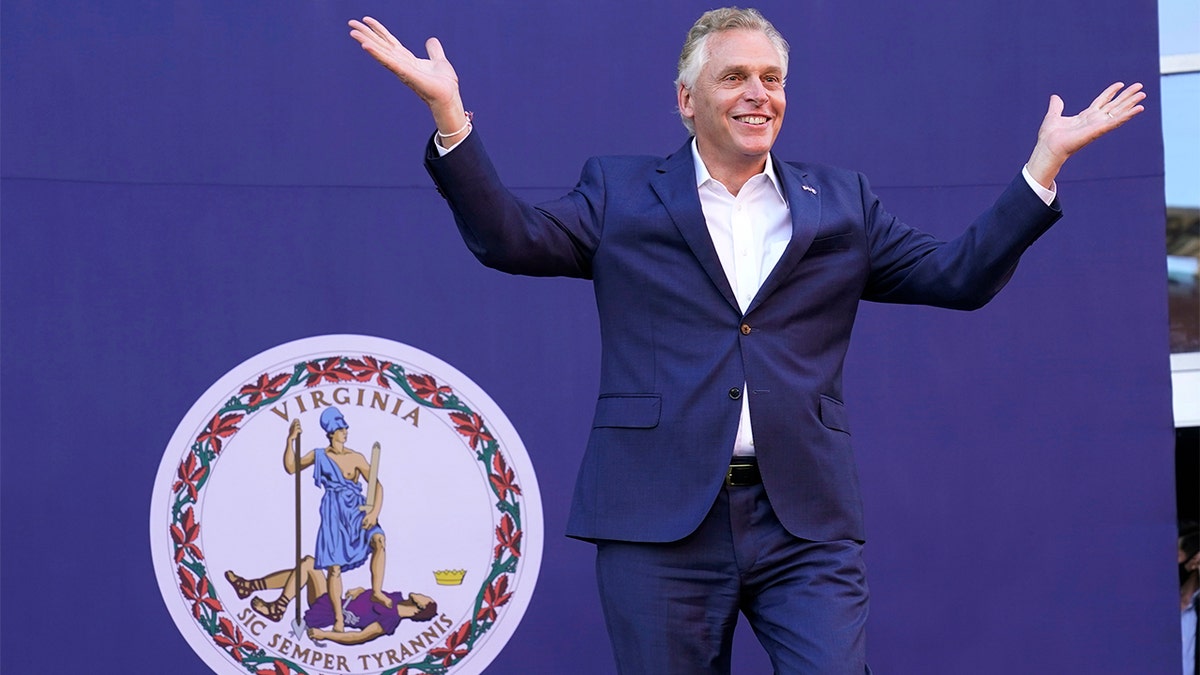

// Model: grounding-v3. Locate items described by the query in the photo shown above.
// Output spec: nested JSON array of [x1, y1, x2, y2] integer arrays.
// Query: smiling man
[[677, 20, 787, 193], [349, 7, 1143, 673]]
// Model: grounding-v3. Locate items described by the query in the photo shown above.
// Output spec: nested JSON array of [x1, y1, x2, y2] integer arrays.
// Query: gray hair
[[674, 7, 790, 134]]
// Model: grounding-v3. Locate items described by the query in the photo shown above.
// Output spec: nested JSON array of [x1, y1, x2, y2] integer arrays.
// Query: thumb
[[426, 37, 446, 62], [1045, 94, 1065, 119]]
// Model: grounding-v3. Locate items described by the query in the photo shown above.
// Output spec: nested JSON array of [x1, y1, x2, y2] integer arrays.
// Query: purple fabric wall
[[1, 0, 1177, 672]]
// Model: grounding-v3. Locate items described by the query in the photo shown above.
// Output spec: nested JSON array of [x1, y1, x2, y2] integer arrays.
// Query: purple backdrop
[[1, 0, 1177, 672]]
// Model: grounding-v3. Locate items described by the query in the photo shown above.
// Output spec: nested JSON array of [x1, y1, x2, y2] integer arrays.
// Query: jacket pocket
[[592, 394, 662, 429], [807, 232, 854, 254], [819, 395, 850, 434]]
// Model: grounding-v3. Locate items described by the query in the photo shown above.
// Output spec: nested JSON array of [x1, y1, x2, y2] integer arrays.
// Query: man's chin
[[735, 139, 775, 157], [734, 129, 776, 149]]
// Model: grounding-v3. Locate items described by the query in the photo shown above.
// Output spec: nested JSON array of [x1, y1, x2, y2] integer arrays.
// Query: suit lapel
[[747, 158, 821, 313], [650, 141, 740, 313], [650, 146, 822, 316]]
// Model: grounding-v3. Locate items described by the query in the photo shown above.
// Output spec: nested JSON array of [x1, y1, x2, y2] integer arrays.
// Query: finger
[[351, 26, 417, 71], [363, 16, 402, 47], [1103, 84, 1147, 123], [1112, 81, 1144, 101], [348, 19, 382, 42], [349, 25, 387, 52], [350, 20, 397, 53], [1113, 99, 1146, 122], [1109, 82, 1146, 112], [1089, 81, 1125, 110]]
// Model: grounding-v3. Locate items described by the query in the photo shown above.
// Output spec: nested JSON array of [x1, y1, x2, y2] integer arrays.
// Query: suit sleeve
[[423, 131, 603, 279], [860, 171, 1062, 310]]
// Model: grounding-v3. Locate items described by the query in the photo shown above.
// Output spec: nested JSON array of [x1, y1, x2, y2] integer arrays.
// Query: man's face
[[678, 29, 786, 176]]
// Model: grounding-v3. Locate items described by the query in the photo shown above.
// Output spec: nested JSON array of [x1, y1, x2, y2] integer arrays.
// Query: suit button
[[729, 387, 741, 400], [740, 323, 752, 335]]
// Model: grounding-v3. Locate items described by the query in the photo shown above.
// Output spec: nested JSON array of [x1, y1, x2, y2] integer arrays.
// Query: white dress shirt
[[691, 140, 791, 457]]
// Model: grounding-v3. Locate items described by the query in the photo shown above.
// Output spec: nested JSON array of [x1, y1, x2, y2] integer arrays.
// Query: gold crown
[[433, 569, 467, 586]]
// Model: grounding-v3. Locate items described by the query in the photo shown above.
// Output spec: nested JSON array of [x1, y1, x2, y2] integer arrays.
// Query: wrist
[[435, 110, 473, 143], [430, 91, 467, 129], [1026, 144, 1065, 190]]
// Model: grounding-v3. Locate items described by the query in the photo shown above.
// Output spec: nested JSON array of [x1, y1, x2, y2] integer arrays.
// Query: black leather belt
[[725, 457, 761, 487]]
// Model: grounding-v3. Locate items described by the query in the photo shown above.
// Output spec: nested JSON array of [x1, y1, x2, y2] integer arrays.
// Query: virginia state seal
[[150, 335, 543, 674]]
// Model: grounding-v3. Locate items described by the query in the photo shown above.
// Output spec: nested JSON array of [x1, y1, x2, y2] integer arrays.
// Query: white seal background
[[150, 334, 543, 675]]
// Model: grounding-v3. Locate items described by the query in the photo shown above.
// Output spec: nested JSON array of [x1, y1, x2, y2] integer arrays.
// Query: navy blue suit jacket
[[425, 132, 1061, 544]]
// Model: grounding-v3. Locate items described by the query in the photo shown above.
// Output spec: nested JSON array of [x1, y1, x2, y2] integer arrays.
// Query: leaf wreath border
[[167, 354, 527, 675]]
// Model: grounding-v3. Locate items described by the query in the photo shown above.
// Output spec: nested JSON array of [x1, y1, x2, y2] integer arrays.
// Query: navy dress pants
[[595, 480, 871, 674]]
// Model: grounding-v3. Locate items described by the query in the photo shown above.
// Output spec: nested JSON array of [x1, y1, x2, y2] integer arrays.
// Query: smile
[[734, 115, 770, 125]]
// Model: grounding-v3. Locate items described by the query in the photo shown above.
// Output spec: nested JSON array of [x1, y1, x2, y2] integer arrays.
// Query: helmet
[[319, 407, 349, 434]]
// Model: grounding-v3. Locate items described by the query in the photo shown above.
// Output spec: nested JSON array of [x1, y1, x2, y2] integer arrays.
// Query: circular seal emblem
[[150, 335, 543, 675]]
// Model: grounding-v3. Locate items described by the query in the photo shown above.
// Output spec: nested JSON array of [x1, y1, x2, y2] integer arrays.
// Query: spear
[[292, 426, 302, 637], [286, 424, 325, 646]]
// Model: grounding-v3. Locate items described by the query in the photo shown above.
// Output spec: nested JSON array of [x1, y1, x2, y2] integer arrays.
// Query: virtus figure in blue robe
[[284, 407, 389, 634]]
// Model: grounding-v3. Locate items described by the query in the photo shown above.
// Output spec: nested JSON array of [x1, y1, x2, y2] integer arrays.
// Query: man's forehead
[[704, 30, 784, 70]]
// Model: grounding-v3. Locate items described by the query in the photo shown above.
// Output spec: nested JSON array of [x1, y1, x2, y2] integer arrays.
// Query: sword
[[361, 441, 381, 513]]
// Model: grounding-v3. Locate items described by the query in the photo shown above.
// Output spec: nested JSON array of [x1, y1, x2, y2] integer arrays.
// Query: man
[[348, 7, 1143, 673], [1182, 522, 1199, 675]]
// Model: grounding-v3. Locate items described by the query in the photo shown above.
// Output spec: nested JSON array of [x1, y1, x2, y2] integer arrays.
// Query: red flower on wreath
[[197, 412, 243, 455], [494, 513, 522, 561], [178, 567, 222, 619], [238, 371, 290, 407], [489, 452, 522, 502], [213, 616, 258, 661], [408, 373, 452, 405], [345, 356, 394, 388], [475, 574, 514, 623], [450, 411, 494, 450], [171, 506, 203, 564], [173, 453, 208, 502], [429, 622, 472, 666], [304, 357, 354, 386]]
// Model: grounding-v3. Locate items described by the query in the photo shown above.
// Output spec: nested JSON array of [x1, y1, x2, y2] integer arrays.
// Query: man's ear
[[678, 83, 694, 120]]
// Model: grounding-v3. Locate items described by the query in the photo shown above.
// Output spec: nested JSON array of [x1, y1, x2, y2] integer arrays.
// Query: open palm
[[1026, 81, 1145, 187], [349, 17, 461, 109]]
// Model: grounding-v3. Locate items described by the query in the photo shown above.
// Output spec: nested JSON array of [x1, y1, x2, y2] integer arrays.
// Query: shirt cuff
[[1021, 165, 1057, 206], [433, 128, 472, 156]]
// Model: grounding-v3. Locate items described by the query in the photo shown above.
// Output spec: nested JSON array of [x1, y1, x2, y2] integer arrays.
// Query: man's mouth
[[734, 115, 770, 125]]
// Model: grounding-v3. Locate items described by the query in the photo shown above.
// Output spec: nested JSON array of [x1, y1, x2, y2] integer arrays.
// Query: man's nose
[[743, 79, 767, 103]]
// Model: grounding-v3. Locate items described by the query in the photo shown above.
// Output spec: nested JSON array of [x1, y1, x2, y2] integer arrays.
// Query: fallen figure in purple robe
[[225, 555, 436, 646]]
